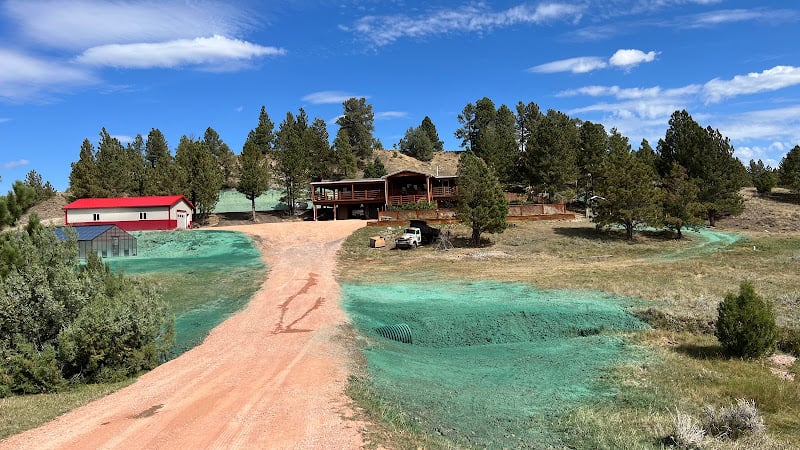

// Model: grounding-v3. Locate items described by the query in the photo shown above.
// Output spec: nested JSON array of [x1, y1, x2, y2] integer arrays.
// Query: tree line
[[451, 98, 798, 239]]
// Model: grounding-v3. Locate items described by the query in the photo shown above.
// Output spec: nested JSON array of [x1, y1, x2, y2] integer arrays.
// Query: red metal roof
[[64, 195, 194, 210]]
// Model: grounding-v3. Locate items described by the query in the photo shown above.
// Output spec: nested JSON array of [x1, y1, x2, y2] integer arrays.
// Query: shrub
[[669, 409, 705, 449], [777, 327, 800, 357], [703, 399, 765, 440], [715, 282, 777, 358]]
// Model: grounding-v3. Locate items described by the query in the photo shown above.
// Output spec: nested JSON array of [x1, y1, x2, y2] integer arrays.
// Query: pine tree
[[594, 131, 662, 240], [748, 159, 777, 195], [515, 101, 542, 153], [175, 136, 222, 220], [456, 152, 509, 246], [363, 157, 387, 178], [245, 105, 276, 155], [524, 109, 579, 202], [236, 141, 270, 221], [334, 129, 357, 179], [779, 145, 800, 191], [274, 110, 311, 215], [662, 163, 703, 239], [204, 127, 236, 188], [399, 126, 434, 162], [419, 116, 444, 152], [307, 118, 334, 181], [336, 97, 375, 161], [578, 121, 607, 202], [69, 139, 101, 199], [145, 128, 170, 169]]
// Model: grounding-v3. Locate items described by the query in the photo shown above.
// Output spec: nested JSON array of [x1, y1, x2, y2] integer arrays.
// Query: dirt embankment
[[0, 220, 367, 450]]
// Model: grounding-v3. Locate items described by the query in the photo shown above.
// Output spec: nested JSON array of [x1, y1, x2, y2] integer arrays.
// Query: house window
[[93, 213, 100, 221], [139, 212, 147, 220]]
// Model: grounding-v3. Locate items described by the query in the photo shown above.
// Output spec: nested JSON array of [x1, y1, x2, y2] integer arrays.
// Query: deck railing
[[432, 186, 458, 197], [388, 194, 428, 205], [313, 189, 384, 202]]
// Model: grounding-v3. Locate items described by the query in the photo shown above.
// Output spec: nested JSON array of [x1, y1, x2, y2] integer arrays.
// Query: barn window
[[93, 213, 100, 221], [139, 212, 147, 220]]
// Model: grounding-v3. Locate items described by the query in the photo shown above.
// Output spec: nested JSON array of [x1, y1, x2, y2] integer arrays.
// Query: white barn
[[63, 195, 194, 231]]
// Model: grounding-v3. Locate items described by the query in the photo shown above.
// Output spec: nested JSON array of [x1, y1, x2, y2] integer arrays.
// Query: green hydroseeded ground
[[107, 230, 265, 357], [213, 188, 291, 213], [344, 281, 649, 448]]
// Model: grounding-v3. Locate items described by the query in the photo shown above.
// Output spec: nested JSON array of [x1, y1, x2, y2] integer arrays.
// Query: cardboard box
[[369, 236, 386, 248]]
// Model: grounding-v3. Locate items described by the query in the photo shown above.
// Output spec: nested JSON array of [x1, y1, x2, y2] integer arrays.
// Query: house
[[63, 195, 194, 231], [310, 170, 457, 221], [55, 224, 137, 258]]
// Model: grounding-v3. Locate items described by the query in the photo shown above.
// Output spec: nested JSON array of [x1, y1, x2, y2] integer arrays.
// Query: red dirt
[[1, 220, 368, 450]]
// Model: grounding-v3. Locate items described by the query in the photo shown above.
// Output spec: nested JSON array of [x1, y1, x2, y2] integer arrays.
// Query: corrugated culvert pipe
[[375, 323, 413, 344]]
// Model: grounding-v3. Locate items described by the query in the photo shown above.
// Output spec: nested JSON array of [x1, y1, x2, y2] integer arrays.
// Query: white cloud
[[703, 66, 800, 103], [531, 48, 657, 74], [529, 57, 607, 74], [302, 91, 362, 105], [683, 8, 797, 28], [3, 0, 252, 50], [346, 3, 584, 47], [0, 48, 96, 101], [715, 105, 800, 145], [375, 111, 407, 120], [2, 159, 30, 170], [113, 135, 134, 144], [75, 35, 285, 69], [609, 49, 657, 68]]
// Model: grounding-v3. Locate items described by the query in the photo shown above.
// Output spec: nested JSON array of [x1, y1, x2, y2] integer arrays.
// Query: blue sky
[[1, 0, 799, 193]]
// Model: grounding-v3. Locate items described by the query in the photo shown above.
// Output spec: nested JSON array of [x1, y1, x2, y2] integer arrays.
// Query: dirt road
[[1, 220, 367, 450]]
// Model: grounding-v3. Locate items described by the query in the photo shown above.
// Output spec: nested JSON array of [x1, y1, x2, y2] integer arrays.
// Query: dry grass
[[339, 190, 800, 449], [0, 380, 133, 440]]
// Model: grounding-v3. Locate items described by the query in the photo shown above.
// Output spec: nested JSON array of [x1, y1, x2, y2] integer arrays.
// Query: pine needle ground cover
[[343, 280, 649, 448], [107, 230, 265, 357]]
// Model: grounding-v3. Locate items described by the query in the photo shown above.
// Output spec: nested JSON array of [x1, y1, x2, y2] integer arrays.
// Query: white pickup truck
[[394, 227, 422, 249]]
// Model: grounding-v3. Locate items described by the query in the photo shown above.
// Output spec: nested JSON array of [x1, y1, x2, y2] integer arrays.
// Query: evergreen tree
[[716, 281, 777, 358], [594, 132, 662, 240], [748, 159, 777, 195], [236, 141, 271, 221], [336, 97, 375, 161], [95, 128, 130, 196], [334, 129, 357, 179], [175, 136, 222, 220], [419, 116, 444, 152], [363, 157, 387, 178], [307, 118, 334, 181], [515, 101, 542, 154], [662, 162, 703, 239], [23, 170, 56, 202], [126, 134, 149, 196], [657, 111, 744, 226], [69, 139, 101, 199], [204, 127, 236, 188], [456, 152, 509, 246], [274, 110, 311, 216], [634, 138, 658, 170], [524, 109, 579, 202], [145, 128, 170, 169], [492, 104, 521, 183], [399, 126, 434, 162], [456, 98, 519, 183], [778, 145, 800, 191], [245, 105, 276, 154], [578, 121, 608, 202]]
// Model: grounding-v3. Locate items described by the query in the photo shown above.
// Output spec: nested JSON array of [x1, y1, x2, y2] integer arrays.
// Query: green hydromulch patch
[[107, 230, 266, 357], [343, 280, 650, 449]]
